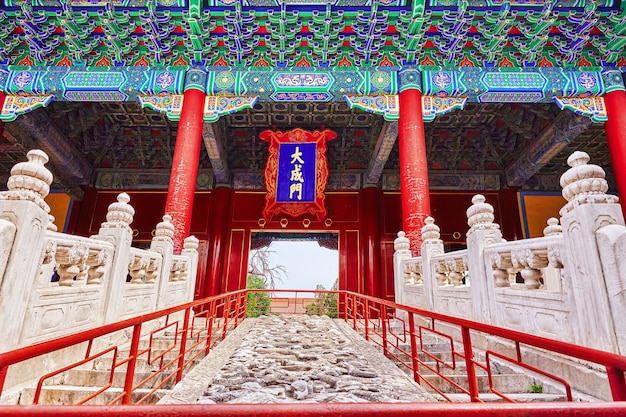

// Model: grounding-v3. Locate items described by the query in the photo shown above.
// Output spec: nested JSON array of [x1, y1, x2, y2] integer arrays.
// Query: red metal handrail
[[0, 288, 625, 413], [0, 290, 247, 406], [342, 291, 626, 401]]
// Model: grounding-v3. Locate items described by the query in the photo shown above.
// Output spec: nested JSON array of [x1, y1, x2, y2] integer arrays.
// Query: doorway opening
[[248, 232, 339, 291]]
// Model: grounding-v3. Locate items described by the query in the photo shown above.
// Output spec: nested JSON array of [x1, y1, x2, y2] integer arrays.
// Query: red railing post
[[341, 291, 347, 320], [607, 366, 626, 401], [408, 312, 421, 384], [222, 294, 231, 340], [294, 291, 298, 314], [461, 326, 480, 402], [0, 366, 8, 399], [205, 300, 217, 355], [175, 307, 192, 383], [121, 323, 142, 405], [243, 290, 249, 318], [351, 295, 357, 330], [233, 292, 242, 328], [381, 304, 389, 357], [364, 299, 370, 341]]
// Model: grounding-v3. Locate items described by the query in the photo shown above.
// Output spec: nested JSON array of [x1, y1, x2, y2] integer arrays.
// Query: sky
[[251, 241, 339, 291]]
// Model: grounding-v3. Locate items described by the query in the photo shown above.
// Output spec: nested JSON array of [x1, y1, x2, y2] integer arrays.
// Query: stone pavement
[[159, 315, 437, 404]]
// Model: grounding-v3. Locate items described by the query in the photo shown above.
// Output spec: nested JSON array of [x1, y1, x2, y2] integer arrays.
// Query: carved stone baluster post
[[0, 150, 52, 351], [413, 263, 423, 285], [151, 214, 174, 309], [559, 151, 624, 352], [465, 195, 504, 324], [448, 261, 464, 286], [542, 218, 564, 292], [510, 247, 549, 290], [490, 251, 513, 288], [404, 263, 413, 285], [182, 235, 200, 303], [128, 255, 148, 284], [55, 243, 88, 286], [86, 249, 108, 285], [393, 231, 412, 309], [145, 258, 159, 284], [435, 264, 448, 287], [97, 193, 135, 324], [421, 217, 444, 311]]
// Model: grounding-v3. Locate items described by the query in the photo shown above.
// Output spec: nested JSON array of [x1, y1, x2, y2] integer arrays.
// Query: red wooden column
[[398, 72, 431, 255], [0, 91, 5, 138], [205, 186, 233, 297], [604, 87, 626, 216], [165, 87, 206, 253], [360, 187, 382, 297]]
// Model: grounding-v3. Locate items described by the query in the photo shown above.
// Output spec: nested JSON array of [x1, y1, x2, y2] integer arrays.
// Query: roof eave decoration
[[139, 94, 185, 121], [0, 94, 53, 122], [138, 94, 259, 122], [0, 1, 623, 69], [344, 95, 399, 121], [422, 96, 467, 122], [203, 95, 259, 123], [553, 97, 608, 123]]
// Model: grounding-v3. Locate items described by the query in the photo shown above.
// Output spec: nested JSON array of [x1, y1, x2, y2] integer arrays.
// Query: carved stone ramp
[[159, 315, 437, 404]]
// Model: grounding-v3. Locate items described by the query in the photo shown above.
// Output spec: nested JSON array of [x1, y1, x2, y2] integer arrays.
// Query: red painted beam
[[1, 403, 626, 416]]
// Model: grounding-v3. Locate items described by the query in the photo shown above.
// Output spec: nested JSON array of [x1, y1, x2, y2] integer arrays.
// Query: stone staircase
[[10, 320, 220, 406], [2, 317, 607, 405], [384, 338, 602, 402]]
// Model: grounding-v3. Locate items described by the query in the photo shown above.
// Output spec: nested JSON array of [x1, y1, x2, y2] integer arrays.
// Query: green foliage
[[529, 381, 543, 394], [305, 279, 339, 318], [247, 274, 271, 317]]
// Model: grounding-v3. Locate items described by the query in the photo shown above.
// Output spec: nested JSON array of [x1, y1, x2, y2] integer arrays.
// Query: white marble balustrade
[[394, 151, 626, 355], [0, 150, 199, 352]]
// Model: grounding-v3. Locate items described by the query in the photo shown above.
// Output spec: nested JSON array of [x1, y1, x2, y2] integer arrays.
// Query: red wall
[[68, 188, 522, 303]]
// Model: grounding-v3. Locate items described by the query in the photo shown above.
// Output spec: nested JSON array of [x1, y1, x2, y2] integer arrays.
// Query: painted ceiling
[[0, 100, 614, 198], [0, 0, 620, 198]]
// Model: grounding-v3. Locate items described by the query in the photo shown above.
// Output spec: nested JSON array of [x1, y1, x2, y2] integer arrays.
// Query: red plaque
[[260, 128, 336, 222]]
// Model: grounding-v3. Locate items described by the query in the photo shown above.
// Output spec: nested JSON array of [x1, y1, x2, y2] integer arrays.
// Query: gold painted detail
[[553, 97, 607, 123], [0, 95, 54, 122]]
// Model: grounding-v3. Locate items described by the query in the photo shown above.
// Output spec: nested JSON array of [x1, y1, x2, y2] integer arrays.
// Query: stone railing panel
[[485, 235, 563, 291], [482, 234, 573, 341], [431, 249, 471, 319], [400, 257, 428, 308], [433, 250, 468, 287], [165, 255, 192, 307], [19, 232, 115, 346], [120, 247, 163, 320], [0, 219, 16, 286], [596, 224, 626, 355], [402, 258, 423, 285]]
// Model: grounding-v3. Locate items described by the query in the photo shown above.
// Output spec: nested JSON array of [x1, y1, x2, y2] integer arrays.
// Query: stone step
[[387, 346, 455, 363], [62, 369, 176, 390], [421, 373, 536, 394], [92, 345, 206, 372], [435, 392, 569, 402], [19, 385, 169, 405]]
